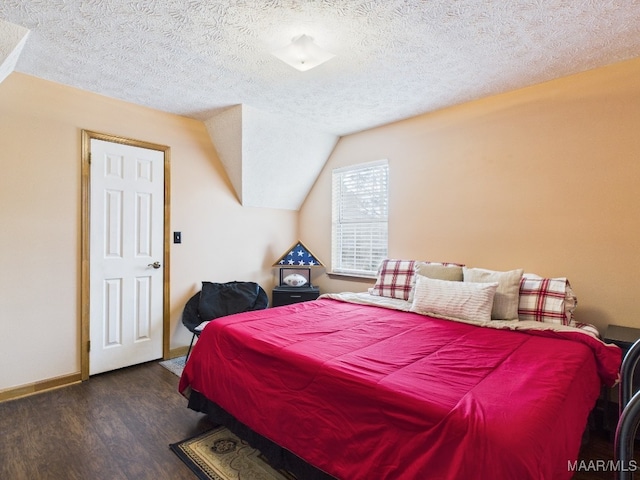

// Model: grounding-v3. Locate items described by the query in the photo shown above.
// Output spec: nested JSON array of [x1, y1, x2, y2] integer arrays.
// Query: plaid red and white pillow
[[575, 322, 600, 338], [370, 259, 416, 301], [518, 274, 577, 326]]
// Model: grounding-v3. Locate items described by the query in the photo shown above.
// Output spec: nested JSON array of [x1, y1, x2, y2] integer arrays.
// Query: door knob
[[148, 261, 161, 269]]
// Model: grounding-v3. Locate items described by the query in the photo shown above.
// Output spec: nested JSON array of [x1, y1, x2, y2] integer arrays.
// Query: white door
[[89, 139, 164, 375]]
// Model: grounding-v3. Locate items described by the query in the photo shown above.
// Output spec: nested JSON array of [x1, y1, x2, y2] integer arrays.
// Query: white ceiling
[[2, 1, 640, 208]]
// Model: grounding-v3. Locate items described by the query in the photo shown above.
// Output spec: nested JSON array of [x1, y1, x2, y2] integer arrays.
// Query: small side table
[[602, 324, 640, 435], [604, 325, 640, 353], [272, 286, 320, 307]]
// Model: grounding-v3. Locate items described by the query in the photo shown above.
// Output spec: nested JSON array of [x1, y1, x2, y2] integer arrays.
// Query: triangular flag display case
[[273, 241, 324, 287]]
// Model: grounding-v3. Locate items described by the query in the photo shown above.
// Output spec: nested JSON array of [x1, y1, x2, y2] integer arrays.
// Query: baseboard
[[0, 372, 82, 403], [1, 349, 189, 403], [169, 346, 189, 358]]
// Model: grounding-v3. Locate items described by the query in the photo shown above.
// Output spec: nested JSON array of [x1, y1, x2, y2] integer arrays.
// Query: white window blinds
[[331, 160, 389, 276]]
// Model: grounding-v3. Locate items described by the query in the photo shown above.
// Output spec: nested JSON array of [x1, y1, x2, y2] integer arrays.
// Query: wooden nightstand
[[272, 286, 320, 307], [604, 325, 640, 354]]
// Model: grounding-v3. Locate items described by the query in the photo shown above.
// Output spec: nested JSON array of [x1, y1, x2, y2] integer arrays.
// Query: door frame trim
[[80, 130, 171, 381]]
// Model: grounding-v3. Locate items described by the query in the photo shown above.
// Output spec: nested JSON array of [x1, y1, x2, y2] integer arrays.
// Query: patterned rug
[[159, 356, 186, 377], [171, 426, 296, 480]]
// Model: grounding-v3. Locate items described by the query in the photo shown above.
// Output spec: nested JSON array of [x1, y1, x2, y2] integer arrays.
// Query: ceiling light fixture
[[271, 34, 335, 72]]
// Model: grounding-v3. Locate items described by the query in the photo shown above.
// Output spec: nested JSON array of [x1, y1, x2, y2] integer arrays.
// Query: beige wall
[[0, 73, 297, 393], [302, 57, 640, 334], [3, 56, 639, 394]]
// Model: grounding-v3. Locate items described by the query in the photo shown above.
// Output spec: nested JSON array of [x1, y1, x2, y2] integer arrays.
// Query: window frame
[[331, 159, 389, 278]]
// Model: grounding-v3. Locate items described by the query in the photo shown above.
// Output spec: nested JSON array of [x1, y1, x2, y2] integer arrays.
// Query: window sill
[[327, 272, 377, 283]]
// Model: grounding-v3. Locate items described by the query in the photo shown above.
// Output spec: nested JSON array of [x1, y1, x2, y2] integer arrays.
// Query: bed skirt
[[187, 390, 336, 480]]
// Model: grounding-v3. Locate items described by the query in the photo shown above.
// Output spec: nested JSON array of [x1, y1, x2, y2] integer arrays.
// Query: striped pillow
[[410, 274, 498, 323], [407, 261, 465, 302]]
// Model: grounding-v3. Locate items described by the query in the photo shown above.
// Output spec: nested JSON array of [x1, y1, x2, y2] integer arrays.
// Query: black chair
[[614, 339, 640, 480], [182, 281, 268, 361]]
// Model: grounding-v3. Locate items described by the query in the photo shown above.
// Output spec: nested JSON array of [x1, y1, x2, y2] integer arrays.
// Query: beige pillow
[[463, 267, 524, 320], [408, 262, 464, 302], [415, 262, 463, 281], [410, 274, 498, 323]]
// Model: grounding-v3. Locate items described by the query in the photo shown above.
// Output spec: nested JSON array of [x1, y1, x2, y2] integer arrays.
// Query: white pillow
[[407, 261, 464, 302], [410, 275, 498, 323], [463, 267, 524, 320]]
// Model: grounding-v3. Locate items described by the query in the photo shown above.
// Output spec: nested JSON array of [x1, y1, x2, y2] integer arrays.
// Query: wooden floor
[[0, 360, 632, 479], [574, 424, 632, 480], [0, 361, 214, 480]]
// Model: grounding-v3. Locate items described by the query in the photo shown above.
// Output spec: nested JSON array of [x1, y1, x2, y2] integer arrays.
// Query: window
[[332, 160, 389, 277]]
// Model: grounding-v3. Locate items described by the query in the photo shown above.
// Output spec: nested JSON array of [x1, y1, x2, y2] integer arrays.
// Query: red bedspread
[[179, 298, 621, 480]]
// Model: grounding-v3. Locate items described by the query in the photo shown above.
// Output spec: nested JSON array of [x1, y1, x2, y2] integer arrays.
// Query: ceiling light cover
[[271, 34, 335, 72]]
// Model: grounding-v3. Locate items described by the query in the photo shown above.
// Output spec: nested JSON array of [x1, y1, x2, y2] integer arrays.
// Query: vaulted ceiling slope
[[0, 18, 28, 84], [205, 105, 338, 210], [1, 1, 640, 209]]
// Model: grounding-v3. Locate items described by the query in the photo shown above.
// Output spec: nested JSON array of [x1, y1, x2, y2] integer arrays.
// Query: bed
[[179, 262, 621, 480]]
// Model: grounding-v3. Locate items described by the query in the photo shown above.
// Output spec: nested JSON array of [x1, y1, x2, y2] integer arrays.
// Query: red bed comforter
[[179, 298, 621, 480]]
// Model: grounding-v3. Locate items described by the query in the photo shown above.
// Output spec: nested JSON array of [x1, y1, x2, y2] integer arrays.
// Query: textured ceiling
[[2, 0, 640, 136], [1, 1, 640, 210]]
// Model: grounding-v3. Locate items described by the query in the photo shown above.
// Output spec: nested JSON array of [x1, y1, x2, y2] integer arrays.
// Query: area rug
[[170, 426, 296, 480], [159, 356, 186, 377]]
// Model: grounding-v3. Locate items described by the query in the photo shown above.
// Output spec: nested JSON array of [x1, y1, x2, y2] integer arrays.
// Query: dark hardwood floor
[[574, 423, 632, 480], [0, 361, 214, 480], [0, 360, 634, 479]]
